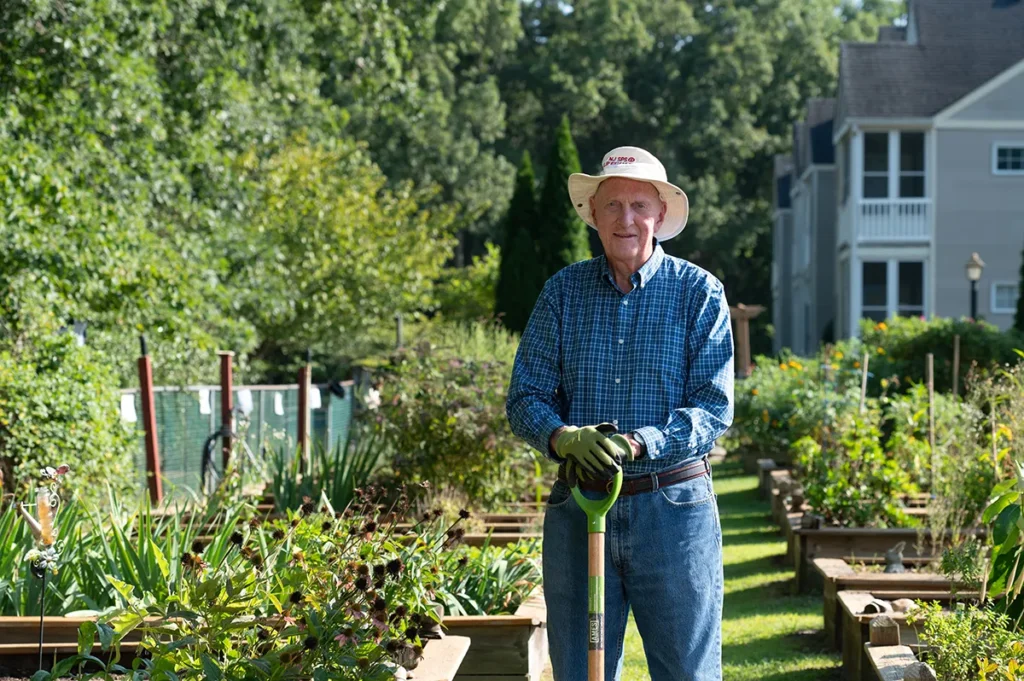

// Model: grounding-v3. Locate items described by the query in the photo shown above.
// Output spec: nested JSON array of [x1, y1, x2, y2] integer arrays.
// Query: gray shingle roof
[[877, 26, 907, 42], [838, 0, 1024, 123]]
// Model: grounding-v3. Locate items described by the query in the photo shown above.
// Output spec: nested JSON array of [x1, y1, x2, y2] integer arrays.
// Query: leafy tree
[[537, 116, 591, 279], [496, 152, 545, 333]]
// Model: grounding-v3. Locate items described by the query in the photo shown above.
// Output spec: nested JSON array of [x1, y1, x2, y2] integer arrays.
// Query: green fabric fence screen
[[121, 382, 354, 496]]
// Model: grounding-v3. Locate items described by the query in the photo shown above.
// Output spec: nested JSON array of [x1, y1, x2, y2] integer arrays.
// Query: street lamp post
[[965, 252, 985, 320]]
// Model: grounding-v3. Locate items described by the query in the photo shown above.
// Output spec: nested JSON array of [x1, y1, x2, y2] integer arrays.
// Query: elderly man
[[506, 146, 734, 681]]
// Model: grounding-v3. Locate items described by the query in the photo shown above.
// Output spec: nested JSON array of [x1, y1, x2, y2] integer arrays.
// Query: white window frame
[[991, 281, 1020, 314], [993, 143, 1024, 176], [858, 255, 928, 323]]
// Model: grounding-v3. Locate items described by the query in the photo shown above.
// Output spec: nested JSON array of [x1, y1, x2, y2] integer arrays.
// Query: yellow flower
[[779, 363, 789, 371], [998, 424, 1013, 441], [751, 388, 759, 396], [833, 351, 844, 360], [830, 363, 839, 370], [880, 378, 889, 389], [761, 409, 770, 424], [875, 321, 888, 331], [853, 361, 861, 369], [877, 347, 886, 355], [788, 360, 803, 371]]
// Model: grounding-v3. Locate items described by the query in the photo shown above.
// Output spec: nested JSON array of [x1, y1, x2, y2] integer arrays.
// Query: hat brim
[[567, 173, 689, 241]]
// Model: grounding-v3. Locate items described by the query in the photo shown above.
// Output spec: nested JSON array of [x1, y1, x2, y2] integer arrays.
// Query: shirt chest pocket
[[636, 315, 688, 385]]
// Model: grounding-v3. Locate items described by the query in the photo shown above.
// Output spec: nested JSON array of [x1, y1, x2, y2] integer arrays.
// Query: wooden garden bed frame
[[813, 558, 974, 650], [442, 586, 548, 681], [864, 644, 918, 681]]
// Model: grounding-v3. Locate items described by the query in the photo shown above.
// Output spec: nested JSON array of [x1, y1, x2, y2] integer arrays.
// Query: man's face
[[589, 177, 665, 265]]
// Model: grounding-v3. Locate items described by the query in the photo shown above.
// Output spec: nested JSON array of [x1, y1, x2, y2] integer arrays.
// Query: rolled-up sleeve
[[633, 280, 734, 461], [506, 280, 567, 460]]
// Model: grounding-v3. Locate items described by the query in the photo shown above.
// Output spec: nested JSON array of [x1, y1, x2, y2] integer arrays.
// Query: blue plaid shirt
[[506, 242, 735, 475]]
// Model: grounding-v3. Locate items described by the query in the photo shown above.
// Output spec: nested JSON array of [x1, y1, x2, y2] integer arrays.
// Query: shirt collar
[[601, 239, 666, 290]]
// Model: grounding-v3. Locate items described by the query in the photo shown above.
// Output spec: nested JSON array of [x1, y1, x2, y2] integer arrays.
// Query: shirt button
[[622, 300, 628, 306], [618, 339, 624, 344], [615, 378, 621, 384], [612, 419, 619, 426]]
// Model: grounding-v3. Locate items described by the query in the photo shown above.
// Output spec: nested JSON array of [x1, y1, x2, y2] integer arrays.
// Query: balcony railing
[[856, 198, 930, 242]]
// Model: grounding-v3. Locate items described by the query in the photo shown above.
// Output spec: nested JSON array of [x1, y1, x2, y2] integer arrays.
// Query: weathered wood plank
[[417, 635, 472, 681], [865, 645, 917, 681]]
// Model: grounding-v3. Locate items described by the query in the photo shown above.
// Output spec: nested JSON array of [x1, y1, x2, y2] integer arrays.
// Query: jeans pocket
[[546, 481, 575, 509], [657, 474, 714, 508]]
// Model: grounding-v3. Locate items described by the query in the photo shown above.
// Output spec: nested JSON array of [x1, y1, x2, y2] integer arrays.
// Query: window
[[994, 144, 1024, 175], [992, 282, 1020, 314], [862, 262, 888, 322], [900, 133, 925, 197], [863, 133, 889, 198], [861, 259, 926, 322], [898, 261, 924, 316]]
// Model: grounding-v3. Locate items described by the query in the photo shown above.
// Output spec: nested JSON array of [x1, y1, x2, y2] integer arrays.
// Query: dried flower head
[[248, 517, 262, 529], [230, 531, 244, 546], [373, 564, 386, 579], [289, 590, 304, 605], [386, 558, 404, 576], [373, 596, 386, 612], [357, 563, 370, 576], [458, 509, 470, 520], [191, 540, 205, 554], [321, 520, 333, 533], [303, 635, 319, 651], [272, 529, 286, 541], [354, 576, 370, 591]]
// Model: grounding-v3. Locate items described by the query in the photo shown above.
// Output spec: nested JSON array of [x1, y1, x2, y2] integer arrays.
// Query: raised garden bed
[[813, 557, 974, 650], [793, 527, 978, 593], [442, 586, 547, 681], [837, 590, 942, 681], [0, 616, 471, 681]]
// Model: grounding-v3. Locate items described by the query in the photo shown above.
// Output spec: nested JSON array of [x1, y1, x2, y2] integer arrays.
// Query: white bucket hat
[[568, 146, 689, 241]]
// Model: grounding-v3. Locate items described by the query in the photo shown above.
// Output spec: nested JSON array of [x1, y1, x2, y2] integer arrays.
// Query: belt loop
[[704, 456, 711, 475], [649, 471, 660, 492]]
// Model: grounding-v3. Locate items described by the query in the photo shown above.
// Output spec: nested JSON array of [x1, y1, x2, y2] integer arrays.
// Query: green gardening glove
[[554, 424, 629, 482]]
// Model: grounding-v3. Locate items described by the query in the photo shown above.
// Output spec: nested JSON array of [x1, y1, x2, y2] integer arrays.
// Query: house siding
[[950, 65, 1024, 121], [934, 129, 1024, 329], [812, 168, 838, 344], [773, 210, 794, 354]]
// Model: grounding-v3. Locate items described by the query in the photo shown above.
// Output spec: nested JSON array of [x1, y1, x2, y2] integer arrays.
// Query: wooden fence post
[[859, 352, 870, 413], [952, 334, 961, 396], [218, 351, 234, 472], [137, 335, 163, 505], [298, 350, 311, 474]]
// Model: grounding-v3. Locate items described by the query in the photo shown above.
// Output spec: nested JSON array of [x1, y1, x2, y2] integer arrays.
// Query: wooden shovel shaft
[[588, 531, 605, 681]]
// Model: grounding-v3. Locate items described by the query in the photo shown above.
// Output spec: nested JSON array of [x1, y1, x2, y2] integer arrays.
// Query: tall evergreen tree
[[1016, 238, 1024, 333], [537, 115, 591, 279], [496, 152, 545, 333]]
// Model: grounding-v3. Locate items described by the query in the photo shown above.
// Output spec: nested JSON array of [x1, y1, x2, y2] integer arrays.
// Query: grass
[[542, 460, 841, 680]]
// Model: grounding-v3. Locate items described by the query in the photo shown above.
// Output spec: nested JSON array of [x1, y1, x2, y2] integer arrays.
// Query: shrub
[[860, 316, 1021, 396], [0, 326, 135, 506], [909, 601, 1024, 681], [792, 407, 916, 528], [435, 243, 501, 324], [371, 322, 540, 506]]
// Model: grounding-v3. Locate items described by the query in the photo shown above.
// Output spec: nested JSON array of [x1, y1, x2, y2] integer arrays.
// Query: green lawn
[[542, 460, 841, 680]]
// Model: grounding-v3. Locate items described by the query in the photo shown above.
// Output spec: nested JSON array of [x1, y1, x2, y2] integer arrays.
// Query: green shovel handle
[[571, 471, 622, 533]]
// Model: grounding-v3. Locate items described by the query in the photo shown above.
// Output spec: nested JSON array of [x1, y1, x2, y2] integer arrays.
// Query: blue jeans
[[542, 468, 723, 681]]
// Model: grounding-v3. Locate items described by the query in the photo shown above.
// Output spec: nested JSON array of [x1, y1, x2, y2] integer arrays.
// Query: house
[[775, 0, 1024, 350]]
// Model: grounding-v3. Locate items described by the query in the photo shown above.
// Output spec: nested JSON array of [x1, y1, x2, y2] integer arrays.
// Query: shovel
[[569, 424, 624, 681]]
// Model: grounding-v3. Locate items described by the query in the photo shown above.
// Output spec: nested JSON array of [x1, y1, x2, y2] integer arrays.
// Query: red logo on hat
[[603, 156, 636, 168]]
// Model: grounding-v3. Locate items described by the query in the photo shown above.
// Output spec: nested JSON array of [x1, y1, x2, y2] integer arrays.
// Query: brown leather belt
[[556, 457, 711, 496]]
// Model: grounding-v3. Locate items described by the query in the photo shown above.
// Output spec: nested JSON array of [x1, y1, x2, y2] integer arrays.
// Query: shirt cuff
[[536, 414, 568, 463], [633, 426, 666, 460]]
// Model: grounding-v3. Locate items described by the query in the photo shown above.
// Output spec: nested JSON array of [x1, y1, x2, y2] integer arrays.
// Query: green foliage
[[792, 408, 916, 528], [1017, 235, 1024, 334], [62, 491, 472, 680], [984, 461, 1024, 626], [437, 540, 541, 616], [0, 318, 135, 505], [240, 139, 458, 380], [537, 115, 590, 279], [373, 322, 537, 505], [496, 151, 545, 333], [270, 411, 387, 514], [437, 243, 502, 324], [909, 601, 1024, 681]]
